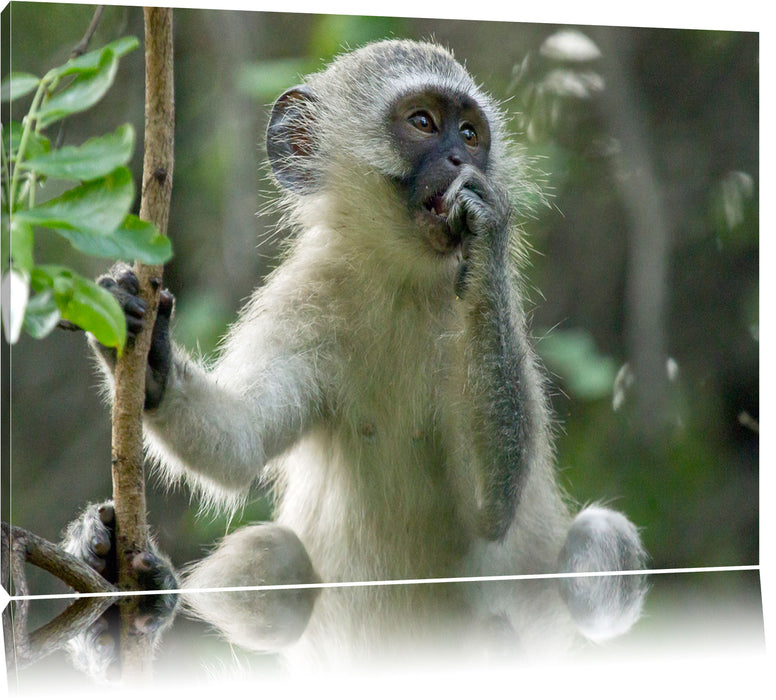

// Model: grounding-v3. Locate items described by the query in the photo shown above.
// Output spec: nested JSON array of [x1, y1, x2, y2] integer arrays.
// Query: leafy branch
[[1, 35, 172, 348]]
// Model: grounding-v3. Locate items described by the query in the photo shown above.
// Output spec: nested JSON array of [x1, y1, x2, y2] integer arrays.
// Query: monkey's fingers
[[126, 549, 179, 630], [97, 268, 149, 339], [158, 288, 174, 319], [446, 188, 481, 250], [449, 169, 511, 259], [112, 264, 140, 295], [98, 502, 115, 527], [444, 166, 487, 240], [132, 550, 178, 590]]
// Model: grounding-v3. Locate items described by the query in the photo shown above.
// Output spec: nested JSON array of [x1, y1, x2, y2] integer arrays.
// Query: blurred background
[[2, 4, 759, 597]]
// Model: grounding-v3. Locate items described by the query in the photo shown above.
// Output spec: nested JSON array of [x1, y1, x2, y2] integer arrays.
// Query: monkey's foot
[[557, 506, 647, 642], [62, 500, 178, 616]]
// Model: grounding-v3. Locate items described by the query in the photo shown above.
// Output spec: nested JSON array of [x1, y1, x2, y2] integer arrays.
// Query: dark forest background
[[2, 4, 759, 598]]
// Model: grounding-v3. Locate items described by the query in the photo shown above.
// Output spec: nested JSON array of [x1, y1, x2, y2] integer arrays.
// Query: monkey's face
[[265, 41, 510, 265], [389, 89, 491, 255]]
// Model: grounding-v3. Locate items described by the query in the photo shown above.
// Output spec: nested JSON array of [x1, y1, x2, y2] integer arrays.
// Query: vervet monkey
[[70, 39, 646, 650]]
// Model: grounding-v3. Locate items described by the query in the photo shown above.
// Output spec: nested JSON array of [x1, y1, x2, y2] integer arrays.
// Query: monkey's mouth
[[422, 192, 461, 254], [424, 192, 450, 222]]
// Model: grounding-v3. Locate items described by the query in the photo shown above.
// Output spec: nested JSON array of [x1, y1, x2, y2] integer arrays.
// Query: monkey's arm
[[444, 167, 552, 542], [92, 265, 321, 502], [143, 338, 319, 499]]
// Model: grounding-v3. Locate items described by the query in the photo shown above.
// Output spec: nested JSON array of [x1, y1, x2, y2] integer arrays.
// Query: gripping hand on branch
[[91, 263, 175, 411]]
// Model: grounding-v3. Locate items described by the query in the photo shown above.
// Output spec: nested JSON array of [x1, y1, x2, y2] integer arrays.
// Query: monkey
[[69, 39, 646, 659]]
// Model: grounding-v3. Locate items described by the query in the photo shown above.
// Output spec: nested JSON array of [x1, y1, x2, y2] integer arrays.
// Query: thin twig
[[70, 5, 105, 59], [54, 5, 106, 149], [18, 597, 116, 670], [2, 521, 118, 670]]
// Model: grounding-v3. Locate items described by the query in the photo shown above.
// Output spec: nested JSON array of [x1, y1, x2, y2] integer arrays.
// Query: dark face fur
[[388, 88, 491, 255]]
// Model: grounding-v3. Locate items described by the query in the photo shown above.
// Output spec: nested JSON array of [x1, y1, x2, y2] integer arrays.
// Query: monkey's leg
[[182, 524, 320, 651], [63, 501, 177, 590], [62, 500, 178, 629]]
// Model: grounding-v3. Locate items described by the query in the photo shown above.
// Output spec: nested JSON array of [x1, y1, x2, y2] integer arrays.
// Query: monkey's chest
[[329, 346, 458, 519], [334, 336, 444, 459]]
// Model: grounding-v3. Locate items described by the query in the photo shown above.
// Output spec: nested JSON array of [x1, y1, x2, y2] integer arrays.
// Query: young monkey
[[71, 39, 646, 649]]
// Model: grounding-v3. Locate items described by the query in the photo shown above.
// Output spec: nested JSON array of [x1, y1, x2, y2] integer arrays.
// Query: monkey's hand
[[443, 165, 512, 297], [92, 262, 174, 410]]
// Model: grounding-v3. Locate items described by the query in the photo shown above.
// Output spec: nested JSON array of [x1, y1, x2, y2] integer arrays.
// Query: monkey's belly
[[271, 428, 470, 583]]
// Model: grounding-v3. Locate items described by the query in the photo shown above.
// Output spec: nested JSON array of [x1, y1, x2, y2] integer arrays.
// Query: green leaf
[[21, 124, 135, 181], [10, 218, 34, 272], [0, 73, 40, 103], [21, 288, 61, 339], [54, 214, 172, 264], [37, 49, 119, 129], [33, 265, 125, 348], [110, 215, 172, 263], [3, 121, 51, 160], [29, 264, 53, 292], [15, 167, 134, 237], [50, 36, 139, 79]]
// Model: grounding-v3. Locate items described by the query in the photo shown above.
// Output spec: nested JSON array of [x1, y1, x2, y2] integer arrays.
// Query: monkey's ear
[[267, 85, 319, 193]]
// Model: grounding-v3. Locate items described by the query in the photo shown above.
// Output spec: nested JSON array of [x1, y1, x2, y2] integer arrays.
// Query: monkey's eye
[[407, 110, 437, 134], [460, 123, 479, 147]]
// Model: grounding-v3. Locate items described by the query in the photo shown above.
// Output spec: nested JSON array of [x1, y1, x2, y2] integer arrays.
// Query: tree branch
[[2, 6, 175, 681], [17, 597, 116, 671], [1, 522, 117, 596], [110, 6, 174, 592], [2, 521, 119, 669], [109, 6, 175, 681]]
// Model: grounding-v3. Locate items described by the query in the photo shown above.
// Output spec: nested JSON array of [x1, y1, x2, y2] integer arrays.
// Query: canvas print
[[0, 2, 762, 693]]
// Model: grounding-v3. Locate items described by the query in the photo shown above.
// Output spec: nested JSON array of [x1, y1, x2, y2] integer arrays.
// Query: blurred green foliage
[[538, 329, 617, 401]]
